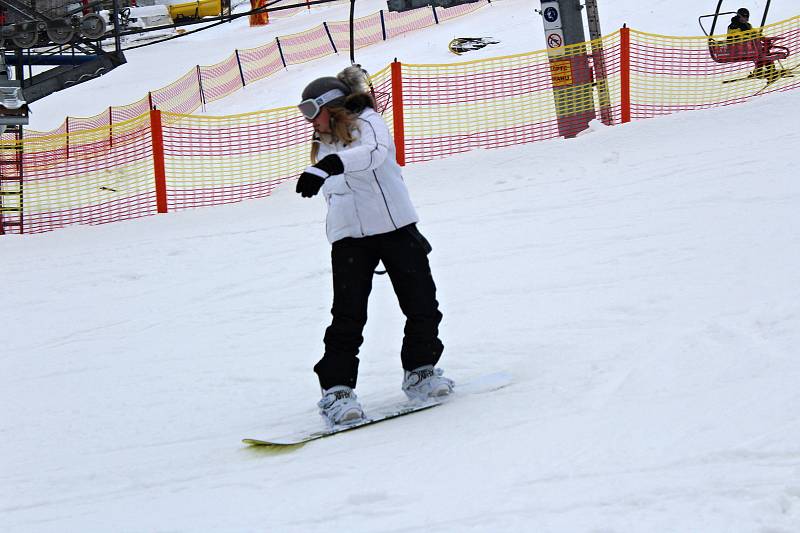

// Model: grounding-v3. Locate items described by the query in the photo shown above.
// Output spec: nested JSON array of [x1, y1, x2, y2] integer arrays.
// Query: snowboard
[[242, 371, 512, 448]]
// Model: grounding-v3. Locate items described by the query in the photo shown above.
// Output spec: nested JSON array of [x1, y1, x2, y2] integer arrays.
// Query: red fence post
[[620, 26, 631, 124], [150, 109, 168, 213], [391, 60, 405, 166]]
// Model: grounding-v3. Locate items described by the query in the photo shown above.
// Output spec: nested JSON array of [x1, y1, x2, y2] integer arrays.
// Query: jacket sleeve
[[335, 111, 391, 173]]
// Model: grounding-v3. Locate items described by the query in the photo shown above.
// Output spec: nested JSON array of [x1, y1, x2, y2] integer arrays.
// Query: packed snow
[[3, 1, 800, 532]]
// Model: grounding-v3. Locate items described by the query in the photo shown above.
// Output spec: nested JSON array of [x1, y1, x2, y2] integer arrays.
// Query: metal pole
[[710, 0, 724, 35], [539, 0, 596, 138], [584, 0, 612, 125], [761, 0, 772, 28], [112, 0, 122, 53], [585, 0, 602, 42], [13, 49, 23, 83], [349, 0, 356, 64]]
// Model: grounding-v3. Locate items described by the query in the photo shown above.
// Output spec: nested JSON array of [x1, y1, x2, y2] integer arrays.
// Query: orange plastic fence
[[2, 115, 158, 233], [399, 32, 621, 163]]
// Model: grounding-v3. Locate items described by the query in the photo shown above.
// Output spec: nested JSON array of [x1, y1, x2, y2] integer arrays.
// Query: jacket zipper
[[374, 170, 398, 229], [344, 179, 365, 237]]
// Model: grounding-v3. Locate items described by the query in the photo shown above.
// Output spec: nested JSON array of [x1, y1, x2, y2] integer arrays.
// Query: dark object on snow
[[448, 37, 500, 55]]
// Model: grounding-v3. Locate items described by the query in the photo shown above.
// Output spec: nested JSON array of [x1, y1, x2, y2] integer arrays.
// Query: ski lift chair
[[707, 34, 789, 66], [699, 1, 791, 82]]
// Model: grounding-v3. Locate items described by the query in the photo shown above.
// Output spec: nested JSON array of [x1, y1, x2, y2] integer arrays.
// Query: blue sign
[[544, 7, 559, 23]]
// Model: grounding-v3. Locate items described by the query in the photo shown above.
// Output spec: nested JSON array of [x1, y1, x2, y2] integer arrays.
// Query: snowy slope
[[3, 78, 800, 533], [26, 0, 800, 131], [3, 1, 800, 532]]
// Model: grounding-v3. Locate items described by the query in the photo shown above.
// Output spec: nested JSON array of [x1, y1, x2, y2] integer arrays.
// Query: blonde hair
[[309, 92, 376, 163], [310, 106, 359, 164]]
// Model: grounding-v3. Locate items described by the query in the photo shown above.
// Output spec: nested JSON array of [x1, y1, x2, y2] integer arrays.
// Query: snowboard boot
[[402, 365, 455, 401], [318, 385, 365, 427]]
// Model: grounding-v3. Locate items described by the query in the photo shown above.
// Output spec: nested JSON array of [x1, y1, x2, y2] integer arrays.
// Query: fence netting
[[161, 108, 312, 211], [629, 26, 800, 117], [401, 31, 622, 163], [3, 115, 156, 233], [2, 15, 799, 234]]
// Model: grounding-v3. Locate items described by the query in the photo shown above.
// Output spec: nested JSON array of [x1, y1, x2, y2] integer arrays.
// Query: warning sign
[[549, 60, 573, 87], [546, 30, 563, 49]]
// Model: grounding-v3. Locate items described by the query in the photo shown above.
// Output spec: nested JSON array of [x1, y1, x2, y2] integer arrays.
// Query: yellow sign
[[550, 60, 573, 87]]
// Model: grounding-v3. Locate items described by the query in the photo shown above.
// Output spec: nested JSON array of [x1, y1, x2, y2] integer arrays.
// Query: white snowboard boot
[[402, 365, 454, 401], [318, 385, 365, 427]]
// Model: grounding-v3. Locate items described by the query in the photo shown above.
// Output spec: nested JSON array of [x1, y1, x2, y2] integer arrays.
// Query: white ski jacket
[[316, 108, 418, 244]]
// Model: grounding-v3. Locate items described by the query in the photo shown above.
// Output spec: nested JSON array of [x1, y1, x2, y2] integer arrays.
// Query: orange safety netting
[[1, 115, 157, 233], [628, 26, 800, 117], [400, 33, 622, 163], [160, 108, 312, 210]]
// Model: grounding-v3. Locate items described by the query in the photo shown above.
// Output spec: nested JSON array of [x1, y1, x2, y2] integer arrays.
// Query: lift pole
[[584, 0, 613, 125], [0, 54, 27, 234], [539, 0, 596, 138]]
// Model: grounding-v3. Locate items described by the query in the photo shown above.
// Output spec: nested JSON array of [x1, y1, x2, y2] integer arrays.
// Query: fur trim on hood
[[336, 64, 375, 114], [337, 65, 371, 95]]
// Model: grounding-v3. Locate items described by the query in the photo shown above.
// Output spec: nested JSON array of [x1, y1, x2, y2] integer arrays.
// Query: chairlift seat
[[709, 35, 789, 65]]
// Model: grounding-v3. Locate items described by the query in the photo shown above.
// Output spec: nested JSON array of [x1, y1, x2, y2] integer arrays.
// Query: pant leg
[[378, 225, 444, 371], [314, 237, 380, 390]]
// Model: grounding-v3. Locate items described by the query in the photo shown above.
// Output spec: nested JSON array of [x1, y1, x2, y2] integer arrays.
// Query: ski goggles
[[297, 89, 346, 120]]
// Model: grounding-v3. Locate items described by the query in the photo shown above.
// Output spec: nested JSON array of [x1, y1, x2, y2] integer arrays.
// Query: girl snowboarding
[[295, 66, 453, 426]]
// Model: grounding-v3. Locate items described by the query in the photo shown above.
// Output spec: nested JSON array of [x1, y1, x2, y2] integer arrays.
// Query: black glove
[[296, 169, 326, 198], [296, 155, 344, 198]]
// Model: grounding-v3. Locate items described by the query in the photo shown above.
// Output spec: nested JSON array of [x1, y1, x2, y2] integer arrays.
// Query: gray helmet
[[301, 77, 350, 106], [737, 7, 749, 17]]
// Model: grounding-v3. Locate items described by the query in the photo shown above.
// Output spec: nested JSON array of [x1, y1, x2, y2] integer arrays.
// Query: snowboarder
[[295, 66, 454, 427]]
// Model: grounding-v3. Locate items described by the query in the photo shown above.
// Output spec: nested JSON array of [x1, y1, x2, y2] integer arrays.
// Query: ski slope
[[3, 1, 800, 532], [26, 0, 800, 131]]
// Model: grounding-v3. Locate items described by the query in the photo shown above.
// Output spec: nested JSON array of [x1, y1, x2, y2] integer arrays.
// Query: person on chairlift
[[728, 7, 753, 33], [727, 7, 780, 81]]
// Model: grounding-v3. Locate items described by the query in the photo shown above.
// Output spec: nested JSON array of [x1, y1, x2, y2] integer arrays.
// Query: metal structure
[[0, 0, 127, 105], [584, 0, 611, 125], [538, 0, 595, 138], [0, 0, 127, 233], [0, 52, 23, 234]]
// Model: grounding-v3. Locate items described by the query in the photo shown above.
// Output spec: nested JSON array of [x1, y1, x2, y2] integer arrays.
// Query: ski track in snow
[[3, 2, 800, 532]]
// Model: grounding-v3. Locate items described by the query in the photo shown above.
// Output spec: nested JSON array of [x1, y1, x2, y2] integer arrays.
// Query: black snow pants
[[313, 224, 444, 390]]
